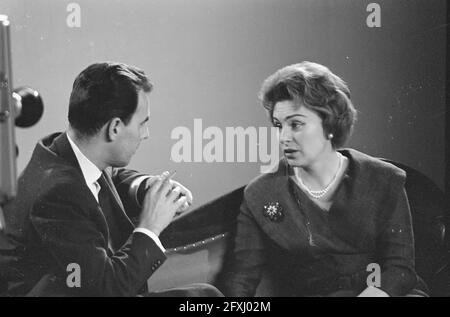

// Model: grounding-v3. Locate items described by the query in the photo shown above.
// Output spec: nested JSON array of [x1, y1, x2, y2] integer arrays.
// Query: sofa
[[149, 159, 450, 296]]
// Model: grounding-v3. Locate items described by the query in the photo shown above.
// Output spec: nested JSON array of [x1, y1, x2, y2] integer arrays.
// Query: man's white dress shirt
[[67, 134, 165, 252]]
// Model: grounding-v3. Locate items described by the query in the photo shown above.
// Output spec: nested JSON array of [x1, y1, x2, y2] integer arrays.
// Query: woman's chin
[[285, 157, 303, 167]]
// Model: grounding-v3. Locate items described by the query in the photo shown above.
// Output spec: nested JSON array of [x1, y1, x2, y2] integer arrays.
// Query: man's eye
[[273, 123, 282, 129]]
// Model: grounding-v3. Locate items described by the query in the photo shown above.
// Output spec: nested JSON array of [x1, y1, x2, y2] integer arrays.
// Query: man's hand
[[138, 171, 188, 236], [144, 174, 193, 213]]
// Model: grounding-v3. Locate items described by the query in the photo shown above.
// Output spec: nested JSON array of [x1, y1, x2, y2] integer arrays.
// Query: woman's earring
[[328, 133, 334, 139]]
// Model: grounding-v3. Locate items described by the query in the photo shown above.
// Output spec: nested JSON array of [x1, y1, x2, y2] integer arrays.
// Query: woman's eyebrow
[[285, 114, 306, 120], [274, 114, 306, 122]]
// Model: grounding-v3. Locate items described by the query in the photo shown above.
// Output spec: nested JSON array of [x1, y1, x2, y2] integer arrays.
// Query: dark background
[[446, 1, 449, 202], [0, 0, 447, 208]]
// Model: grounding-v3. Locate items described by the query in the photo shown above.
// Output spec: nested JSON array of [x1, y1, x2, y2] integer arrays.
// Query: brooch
[[263, 202, 284, 222]]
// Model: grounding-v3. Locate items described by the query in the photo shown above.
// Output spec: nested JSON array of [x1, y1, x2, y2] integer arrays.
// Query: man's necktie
[[97, 173, 122, 251]]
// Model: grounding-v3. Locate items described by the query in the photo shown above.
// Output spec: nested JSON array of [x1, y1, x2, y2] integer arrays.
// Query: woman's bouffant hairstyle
[[259, 61, 357, 148]]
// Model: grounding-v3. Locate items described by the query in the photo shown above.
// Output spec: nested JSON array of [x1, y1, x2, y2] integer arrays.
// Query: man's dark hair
[[68, 62, 153, 136]]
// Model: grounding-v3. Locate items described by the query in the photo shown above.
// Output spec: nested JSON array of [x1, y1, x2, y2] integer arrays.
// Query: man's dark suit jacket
[[223, 149, 421, 297], [0, 132, 166, 296]]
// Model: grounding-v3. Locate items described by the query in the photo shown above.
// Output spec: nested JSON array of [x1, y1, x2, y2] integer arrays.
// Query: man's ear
[[106, 117, 123, 141]]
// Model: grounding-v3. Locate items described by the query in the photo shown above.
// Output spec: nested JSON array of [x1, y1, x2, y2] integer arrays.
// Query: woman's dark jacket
[[223, 149, 419, 297]]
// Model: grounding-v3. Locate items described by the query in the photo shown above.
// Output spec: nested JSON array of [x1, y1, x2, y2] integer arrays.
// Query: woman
[[222, 61, 427, 297]]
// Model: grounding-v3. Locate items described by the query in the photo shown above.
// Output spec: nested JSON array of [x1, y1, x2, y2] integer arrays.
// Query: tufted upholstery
[[150, 160, 450, 296]]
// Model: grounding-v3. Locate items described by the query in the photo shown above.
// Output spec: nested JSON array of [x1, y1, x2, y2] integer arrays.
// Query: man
[[0, 62, 221, 296]]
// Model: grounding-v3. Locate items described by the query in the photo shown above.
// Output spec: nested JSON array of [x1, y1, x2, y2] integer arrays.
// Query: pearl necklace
[[296, 153, 343, 199]]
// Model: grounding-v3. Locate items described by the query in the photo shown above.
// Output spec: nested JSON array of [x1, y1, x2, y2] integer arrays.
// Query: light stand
[[0, 15, 17, 230]]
